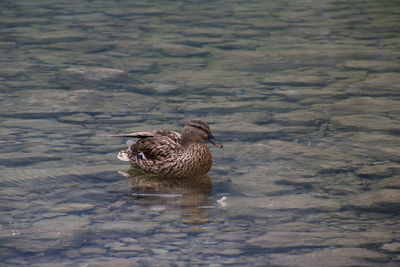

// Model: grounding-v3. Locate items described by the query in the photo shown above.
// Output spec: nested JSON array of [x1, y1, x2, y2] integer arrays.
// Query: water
[[1, 0, 400, 266]]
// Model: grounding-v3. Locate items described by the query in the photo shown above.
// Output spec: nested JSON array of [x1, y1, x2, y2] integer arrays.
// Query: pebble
[[80, 247, 107, 254], [84, 258, 132, 267], [153, 43, 209, 57], [381, 242, 400, 253], [65, 67, 126, 81], [57, 113, 94, 122], [110, 245, 145, 252], [120, 237, 138, 243], [217, 248, 243, 256], [151, 248, 169, 254]]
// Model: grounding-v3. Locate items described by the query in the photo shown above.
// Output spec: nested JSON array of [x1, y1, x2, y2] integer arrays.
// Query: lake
[[1, 0, 400, 266]]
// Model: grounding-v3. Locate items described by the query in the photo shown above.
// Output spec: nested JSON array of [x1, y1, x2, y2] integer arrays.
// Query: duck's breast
[[178, 144, 212, 177]]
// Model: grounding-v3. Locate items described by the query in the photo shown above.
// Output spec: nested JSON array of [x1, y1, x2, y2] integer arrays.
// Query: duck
[[111, 120, 222, 178]]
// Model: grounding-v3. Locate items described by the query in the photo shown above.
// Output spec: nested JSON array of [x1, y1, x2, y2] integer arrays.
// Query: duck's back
[[128, 132, 212, 178], [152, 130, 181, 143]]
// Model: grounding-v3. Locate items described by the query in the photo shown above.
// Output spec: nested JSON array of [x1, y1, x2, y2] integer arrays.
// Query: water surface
[[1, 0, 400, 266]]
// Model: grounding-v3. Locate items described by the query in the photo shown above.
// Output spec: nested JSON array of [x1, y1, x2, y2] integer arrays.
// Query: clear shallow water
[[1, 0, 400, 266]]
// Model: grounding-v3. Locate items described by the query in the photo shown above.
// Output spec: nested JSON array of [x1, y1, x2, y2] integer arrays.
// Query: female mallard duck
[[112, 120, 222, 178]]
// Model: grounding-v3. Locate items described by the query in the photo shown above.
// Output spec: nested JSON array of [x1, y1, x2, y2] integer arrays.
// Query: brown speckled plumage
[[112, 120, 222, 178]]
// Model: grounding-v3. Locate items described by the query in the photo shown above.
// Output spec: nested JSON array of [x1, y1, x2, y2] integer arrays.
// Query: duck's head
[[181, 119, 223, 148]]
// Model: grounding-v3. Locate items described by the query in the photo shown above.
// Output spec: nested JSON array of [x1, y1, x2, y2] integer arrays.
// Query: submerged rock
[[226, 194, 340, 214], [110, 244, 145, 252], [313, 97, 400, 115], [32, 215, 90, 231], [212, 121, 275, 134], [374, 176, 400, 189], [83, 258, 132, 267], [152, 43, 209, 57], [348, 189, 400, 210], [267, 140, 364, 173], [246, 230, 393, 248], [216, 248, 243, 255], [273, 110, 327, 125], [269, 248, 389, 267], [136, 83, 180, 93], [360, 73, 400, 91], [51, 203, 95, 212], [356, 165, 400, 179], [343, 133, 400, 162], [261, 73, 327, 86], [65, 67, 126, 81], [344, 60, 400, 72], [57, 113, 94, 122], [94, 221, 157, 234], [381, 242, 400, 253], [79, 247, 107, 255], [331, 114, 400, 132]]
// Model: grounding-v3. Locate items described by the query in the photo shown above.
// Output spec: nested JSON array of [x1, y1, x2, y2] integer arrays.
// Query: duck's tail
[[117, 150, 131, 161], [108, 132, 155, 138]]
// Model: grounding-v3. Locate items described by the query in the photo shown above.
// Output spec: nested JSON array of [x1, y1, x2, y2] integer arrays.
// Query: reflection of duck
[[122, 169, 213, 225], [112, 120, 222, 178], [125, 168, 212, 195]]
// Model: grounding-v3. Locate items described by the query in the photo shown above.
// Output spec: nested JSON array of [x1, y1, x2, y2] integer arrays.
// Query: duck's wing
[[133, 136, 182, 160], [113, 130, 182, 167]]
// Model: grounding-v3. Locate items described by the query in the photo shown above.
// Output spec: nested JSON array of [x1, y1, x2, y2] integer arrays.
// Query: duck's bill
[[209, 137, 223, 148]]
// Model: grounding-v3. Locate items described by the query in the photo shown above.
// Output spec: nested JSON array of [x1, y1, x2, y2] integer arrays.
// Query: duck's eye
[[189, 124, 209, 134]]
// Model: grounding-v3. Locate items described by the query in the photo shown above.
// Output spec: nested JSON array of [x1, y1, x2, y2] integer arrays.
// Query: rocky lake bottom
[[1, 0, 400, 266]]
